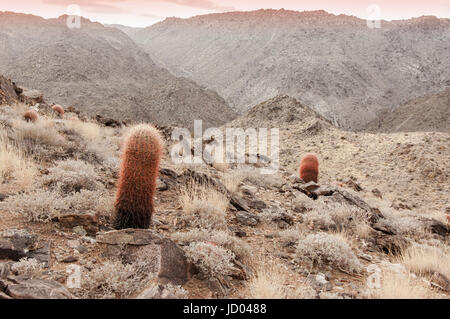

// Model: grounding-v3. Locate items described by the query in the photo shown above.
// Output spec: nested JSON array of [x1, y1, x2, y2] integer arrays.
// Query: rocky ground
[[0, 91, 449, 299]]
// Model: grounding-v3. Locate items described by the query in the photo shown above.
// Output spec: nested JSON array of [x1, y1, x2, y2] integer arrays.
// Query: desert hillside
[[0, 84, 448, 299], [366, 88, 450, 133], [131, 9, 450, 129], [0, 12, 236, 129]]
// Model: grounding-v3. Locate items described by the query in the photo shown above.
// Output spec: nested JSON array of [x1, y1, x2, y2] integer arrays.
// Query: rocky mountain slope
[[227, 95, 449, 213], [366, 88, 450, 133], [0, 12, 236, 129], [131, 9, 450, 130], [0, 94, 448, 299]]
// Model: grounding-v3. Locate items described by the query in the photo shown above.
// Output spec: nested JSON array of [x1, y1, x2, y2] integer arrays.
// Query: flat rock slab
[[96, 229, 190, 285], [2, 277, 73, 299], [57, 212, 99, 236], [0, 229, 37, 261]]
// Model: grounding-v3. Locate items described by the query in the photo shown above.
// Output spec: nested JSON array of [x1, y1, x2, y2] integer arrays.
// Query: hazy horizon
[[1, 0, 449, 27]]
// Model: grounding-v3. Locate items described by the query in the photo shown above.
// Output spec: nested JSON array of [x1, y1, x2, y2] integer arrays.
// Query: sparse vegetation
[[42, 159, 101, 194], [369, 270, 438, 299], [0, 132, 37, 191], [179, 182, 229, 230], [73, 259, 154, 299], [296, 232, 362, 274], [399, 244, 450, 279], [184, 241, 236, 278]]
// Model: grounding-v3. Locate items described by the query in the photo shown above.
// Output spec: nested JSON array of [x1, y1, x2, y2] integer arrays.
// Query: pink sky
[[1, 0, 449, 27]]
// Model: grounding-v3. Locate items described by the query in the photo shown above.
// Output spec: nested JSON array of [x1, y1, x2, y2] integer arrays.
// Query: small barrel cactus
[[52, 104, 64, 117], [23, 110, 39, 122], [299, 153, 319, 183]]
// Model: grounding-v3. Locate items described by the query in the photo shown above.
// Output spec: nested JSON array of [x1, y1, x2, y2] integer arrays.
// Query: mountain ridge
[[131, 9, 450, 130], [0, 12, 236, 129]]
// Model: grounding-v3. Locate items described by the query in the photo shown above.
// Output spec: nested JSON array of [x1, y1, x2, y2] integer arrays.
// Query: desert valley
[[0, 9, 448, 300]]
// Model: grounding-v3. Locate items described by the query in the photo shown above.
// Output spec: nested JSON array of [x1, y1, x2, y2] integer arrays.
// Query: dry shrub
[[0, 132, 37, 191], [278, 228, 302, 247], [377, 209, 426, 236], [41, 159, 101, 194], [0, 190, 63, 222], [11, 258, 43, 277], [64, 119, 102, 141], [179, 182, 229, 230], [184, 241, 236, 278], [399, 244, 450, 279], [172, 229, 250, 261], [12, 117, 63, 146], [1, 189, 113, 223], [303, 199, 366, 233], [244, 168, 283, 188], [73, 259, 154, 299], [296, 232, 362, 274]]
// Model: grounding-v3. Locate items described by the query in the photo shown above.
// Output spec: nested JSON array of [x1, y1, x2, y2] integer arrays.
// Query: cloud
[[41, 0, 235, 14]]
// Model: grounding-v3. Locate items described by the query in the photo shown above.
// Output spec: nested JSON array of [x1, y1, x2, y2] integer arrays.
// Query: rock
[[0, 291, 13, 299], [57, 212, 99, 236], [307, 273, 332, 291], [288, 174, 303, 184], [156, 178, 169, 191], [72, 226, 87, 237], [0, 262, 13, 278], [0, 193, 11, 202], [27, 242, 51, 268], [344, 179, 363, 192], [369, 233, 408, 255], [235, 211, 260, 226], [420, 218, 449, 237], [391, 198, 412, 210], [67, 240, 80, 249], [60, 256, 78, 263], [372, 188, 382, 199], [246, 199, 267, 210], [372, 221, 397, 235], [3, 277, 73, 299], [20, 89, 44, 105], [302, 181, 320, 192], [228, 226, 246, 237], [96, 229, 190, 285], [136, 283, 187, 299], [240, 185, 257, 196], [292, 200, 308, 214], [95, 114, 122, 127], [0, 229, 37, 261], [229, 194, 251, 212]]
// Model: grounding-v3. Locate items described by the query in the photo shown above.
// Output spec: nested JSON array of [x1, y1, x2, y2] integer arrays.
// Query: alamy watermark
[[366, 4, 382, 29], [170, 120, 280, 174], [66, 4, 81, 29]]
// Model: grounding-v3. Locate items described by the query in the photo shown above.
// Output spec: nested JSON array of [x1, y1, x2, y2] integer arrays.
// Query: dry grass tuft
[[246, 259, 315, 299], [0, 132, 37, 191], [220, 169, 247, 193], [369, 270, 438, 299], [179, 182, 229, 230], [12, 117, 63, 147], [399, 244, 450, 279]]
